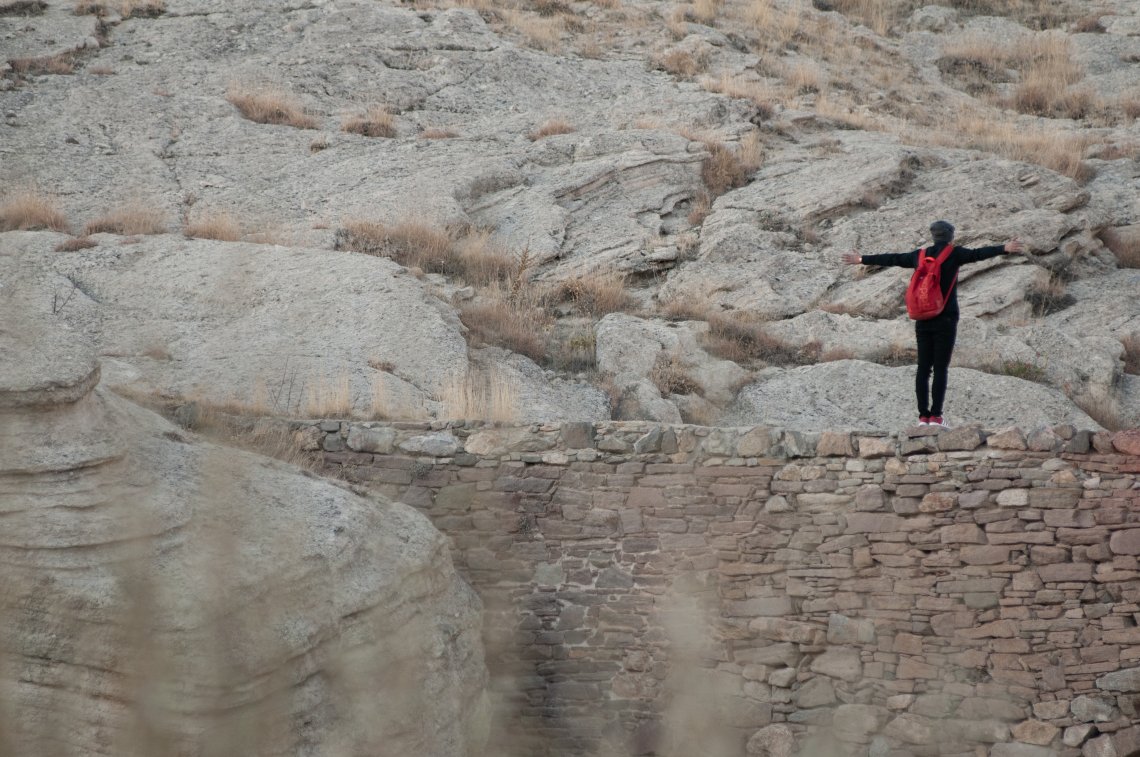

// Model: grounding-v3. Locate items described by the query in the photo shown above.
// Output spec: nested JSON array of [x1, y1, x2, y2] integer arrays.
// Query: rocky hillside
[[2, 0, 1138, 430]]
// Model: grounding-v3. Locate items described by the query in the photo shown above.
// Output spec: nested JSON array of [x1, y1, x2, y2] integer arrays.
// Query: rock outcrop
[[0, 323, 489, 756]]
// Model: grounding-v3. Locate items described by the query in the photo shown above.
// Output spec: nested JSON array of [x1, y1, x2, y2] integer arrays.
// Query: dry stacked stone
[[297, 420, 1140, 757]]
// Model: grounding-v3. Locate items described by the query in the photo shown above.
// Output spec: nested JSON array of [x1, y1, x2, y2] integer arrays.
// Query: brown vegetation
[[184, 210, 242, 242], [1099, 227, 1140, 269], [653, 49, 708, 79], [54, 236, 97, 252], [84, 202, 167, 235], [74, 0, 164, 17], [1025, 273, 1076, 317], [0, 189, 70, 232], [7, 52, 76, 75], [549, 271, 635, 317], [696, 133, 763, 197], [1121, 334, 1140, 376], [529, 118, 576, 140], [649, 351, 701, 396], [342, 106, 396, 138], [226, 85, 319, 129], [420, 127, 459, 139], [459, 286, 551, 362], [0, 1, 47, 16]]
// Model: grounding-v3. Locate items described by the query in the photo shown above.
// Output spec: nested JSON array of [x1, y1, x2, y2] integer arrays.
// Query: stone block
[[1111, 429, 1140, 455], [961, 545, 1010, 564], [1064, 724, 1095, 747], [560, 421, 595, 449], [997, 488, 1031, 507], [1071, 695, 1120, 723], [1011, 719, 1061, 746], [1082, 733, 1117, 757], [920, 492, 957, 513], [857, 436, 896, 459], [1096, 668, 1140, 693], [1033, 700, 1070, 720], [1038, 563, 1093, 583], [832, 704, 889, 744], [795, 677, 837, 708], [988, 426, 1028, 450], [897, 657, 940, 679], [810, 647, 863, 682], [746, 724, 794, 757], [1029, 488, 1082, 509], [991, 744, 1061, 757], [345, 425, 396, 453], [827, 613, 876, 644], [735, 643, 801, 668], [817, 430, 855, 456], [750, 617, 823, 644], [1109, 529, 1140, 555], [884, 714, 935, 744], [957, 619, 1018, 639], [941, 523, 986, 544], [937, 426, 984, 451]]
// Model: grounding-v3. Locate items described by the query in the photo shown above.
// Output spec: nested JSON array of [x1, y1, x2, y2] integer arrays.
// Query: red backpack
[[905, 244, 956, 320]]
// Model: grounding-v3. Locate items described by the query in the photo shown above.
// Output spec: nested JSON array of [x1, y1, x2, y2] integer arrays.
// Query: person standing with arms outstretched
[[841, 221, 1024, 428]]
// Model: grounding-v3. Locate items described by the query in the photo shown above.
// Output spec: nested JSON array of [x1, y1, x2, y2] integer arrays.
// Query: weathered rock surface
[[0, 323, 489, 756], [725, 359, 1101, 432]]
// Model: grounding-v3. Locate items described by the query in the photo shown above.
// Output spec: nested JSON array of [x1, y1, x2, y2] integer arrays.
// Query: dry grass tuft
[[8, 52, 75, 75], [226, 84, 319, 129], [54, 236, 97, 252], [662, 300, 818, 365], [0, 189, 70, 232], [529, 118, 576, 140], [1099, 227, 1140, 269], [918, 115, 1093, 182], [1026, 273, 1076, 317], [550, 271, 635, 317], [1075, 394, 1123, 432], [84, 202, 167, 236], [303, 372, 353, 418], [0, 1, 47, 16], [699, 137, 762, 197], [1121, 333, 1140, 376], [184, 210, 242, 242], [653, 49, 708, 79], [439, 367, 519, 423], [460, 286, 551, 362], [503, 8, 565, 51], [309, 135, 330, 153], [75, 0, 164, 16], [336, 220, 456, 275], [649, 351, 702, 396], [452, 229, 517, 287], [420, 127, 459, 139], [342, 106, 396, 138], [547, 327, 597, 373]]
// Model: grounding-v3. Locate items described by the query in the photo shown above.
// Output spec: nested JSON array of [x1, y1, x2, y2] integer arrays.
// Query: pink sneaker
[[928, 416, 949, 428]]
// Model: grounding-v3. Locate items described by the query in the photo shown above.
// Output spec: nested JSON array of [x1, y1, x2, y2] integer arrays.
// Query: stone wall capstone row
[[298, 419, 1140, 757]]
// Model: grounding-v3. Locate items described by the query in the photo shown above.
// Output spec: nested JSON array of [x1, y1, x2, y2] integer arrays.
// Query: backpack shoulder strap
[[933, 244, 955, 264]]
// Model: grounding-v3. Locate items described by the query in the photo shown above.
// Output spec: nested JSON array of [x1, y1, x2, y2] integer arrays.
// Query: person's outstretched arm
[[955, 237, 1024, 264], [841, 249, 917, 268]]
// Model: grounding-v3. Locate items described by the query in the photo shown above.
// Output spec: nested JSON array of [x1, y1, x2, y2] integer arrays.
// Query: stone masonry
[[296, 420, 1140, 757]]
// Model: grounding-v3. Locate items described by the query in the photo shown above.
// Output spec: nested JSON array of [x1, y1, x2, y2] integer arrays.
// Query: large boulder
[[0, 323, 489, 757]]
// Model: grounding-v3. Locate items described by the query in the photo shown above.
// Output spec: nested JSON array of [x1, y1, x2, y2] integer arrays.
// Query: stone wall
[[298, 420, 1140, 757]]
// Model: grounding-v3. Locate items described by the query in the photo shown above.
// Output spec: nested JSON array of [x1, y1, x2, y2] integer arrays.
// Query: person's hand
[[841, 250, 862, 265], [1004, 237, 1025, 254]]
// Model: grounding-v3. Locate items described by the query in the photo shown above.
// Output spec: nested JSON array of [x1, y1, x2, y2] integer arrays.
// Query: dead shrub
[[453, 230, 516, 287], [550, 272, 635, 317], [820, 347, 856, 362], [1075, 394, 1123, 432], [702, 311, 819, 365], [700, 139, 760, 197], [342, 106, 396, 138], [0, 189, 70, 232], [75, 0, 164, 17], [438, 367, 519, 423], [1119, 92, 1140, 121], [921, 115, 1093, 182], [309, 135, 330, 153], [184, 210, 242, 242], [653, 49, 707, 79], [8, 52, 75, 75], [876, 340, 917, 367], [335, 220, 457, 276], [1121, 334, 1140, 375], [529, 118, 576, 140], [420, 127, 459, 139], [649, 351, 702, 396], [54, 236, 97, 251], [84, 202, 167, 235], [226, 85, 318, 129], [459, 286, 551, 363], [1099, 227, 1140, 268], [0, 1, 47, 15], [687, 192, 712, 226], [547, 327, 597, 373], [1026, 273, 1076, 317], [1070, 15, 1105, 33]]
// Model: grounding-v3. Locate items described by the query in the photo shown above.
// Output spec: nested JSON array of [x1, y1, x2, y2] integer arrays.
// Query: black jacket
[[861, 244, 1007, 330]]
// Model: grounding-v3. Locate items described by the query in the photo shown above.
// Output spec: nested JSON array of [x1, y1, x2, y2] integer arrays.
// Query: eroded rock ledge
[[0, 329, 489, 757]]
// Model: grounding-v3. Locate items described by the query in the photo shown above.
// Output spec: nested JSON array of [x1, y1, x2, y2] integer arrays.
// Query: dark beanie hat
[[930, 220, 955, 245]]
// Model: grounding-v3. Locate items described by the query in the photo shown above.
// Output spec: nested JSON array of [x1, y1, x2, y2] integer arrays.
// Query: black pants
[[915, 325, 957, 417]]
